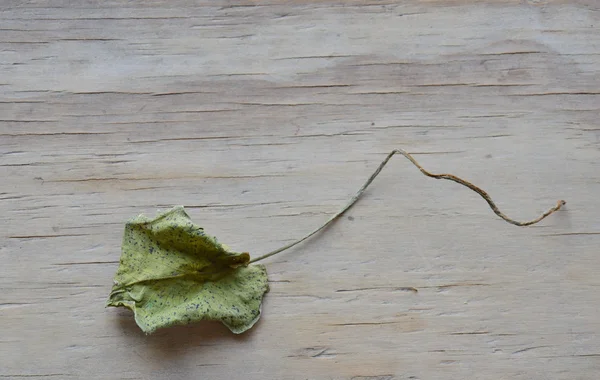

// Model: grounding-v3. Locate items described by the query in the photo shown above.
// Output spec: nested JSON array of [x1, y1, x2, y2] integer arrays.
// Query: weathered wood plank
[[1, 1, 599, 379]]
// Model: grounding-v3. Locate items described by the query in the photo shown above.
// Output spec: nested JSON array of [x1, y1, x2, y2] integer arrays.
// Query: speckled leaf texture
[[106, 206, 269, 334]]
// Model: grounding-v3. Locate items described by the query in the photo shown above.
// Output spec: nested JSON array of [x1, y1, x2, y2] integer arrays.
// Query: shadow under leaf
[[114, 308, 258, 359]]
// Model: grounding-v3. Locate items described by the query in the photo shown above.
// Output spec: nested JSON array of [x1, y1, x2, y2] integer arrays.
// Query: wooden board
[[1, 1, 599, 379]]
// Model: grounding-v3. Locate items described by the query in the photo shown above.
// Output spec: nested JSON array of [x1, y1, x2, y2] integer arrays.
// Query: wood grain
[[1, 1, 599, 379]]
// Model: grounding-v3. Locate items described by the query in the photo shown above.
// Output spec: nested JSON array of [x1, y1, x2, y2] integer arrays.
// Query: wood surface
[[1, 1, 599, 379]]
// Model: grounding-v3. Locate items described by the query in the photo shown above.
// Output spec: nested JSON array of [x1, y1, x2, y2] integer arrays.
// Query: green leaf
[[106, 206, 269, 334]]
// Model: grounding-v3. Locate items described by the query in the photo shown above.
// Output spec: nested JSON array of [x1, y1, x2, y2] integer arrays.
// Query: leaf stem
[[249, 149, 565, 264]]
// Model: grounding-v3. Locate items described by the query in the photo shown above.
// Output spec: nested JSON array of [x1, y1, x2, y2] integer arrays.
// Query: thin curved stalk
[[249, 149, 565, 264]]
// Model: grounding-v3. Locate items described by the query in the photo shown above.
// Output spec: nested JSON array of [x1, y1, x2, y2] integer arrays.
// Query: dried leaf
[[107, 149, 564, 335], [106, 206, 269, 334]]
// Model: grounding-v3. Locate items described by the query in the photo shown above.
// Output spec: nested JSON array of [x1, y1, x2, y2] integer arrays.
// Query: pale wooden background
[[1, 1, 599, 379]]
